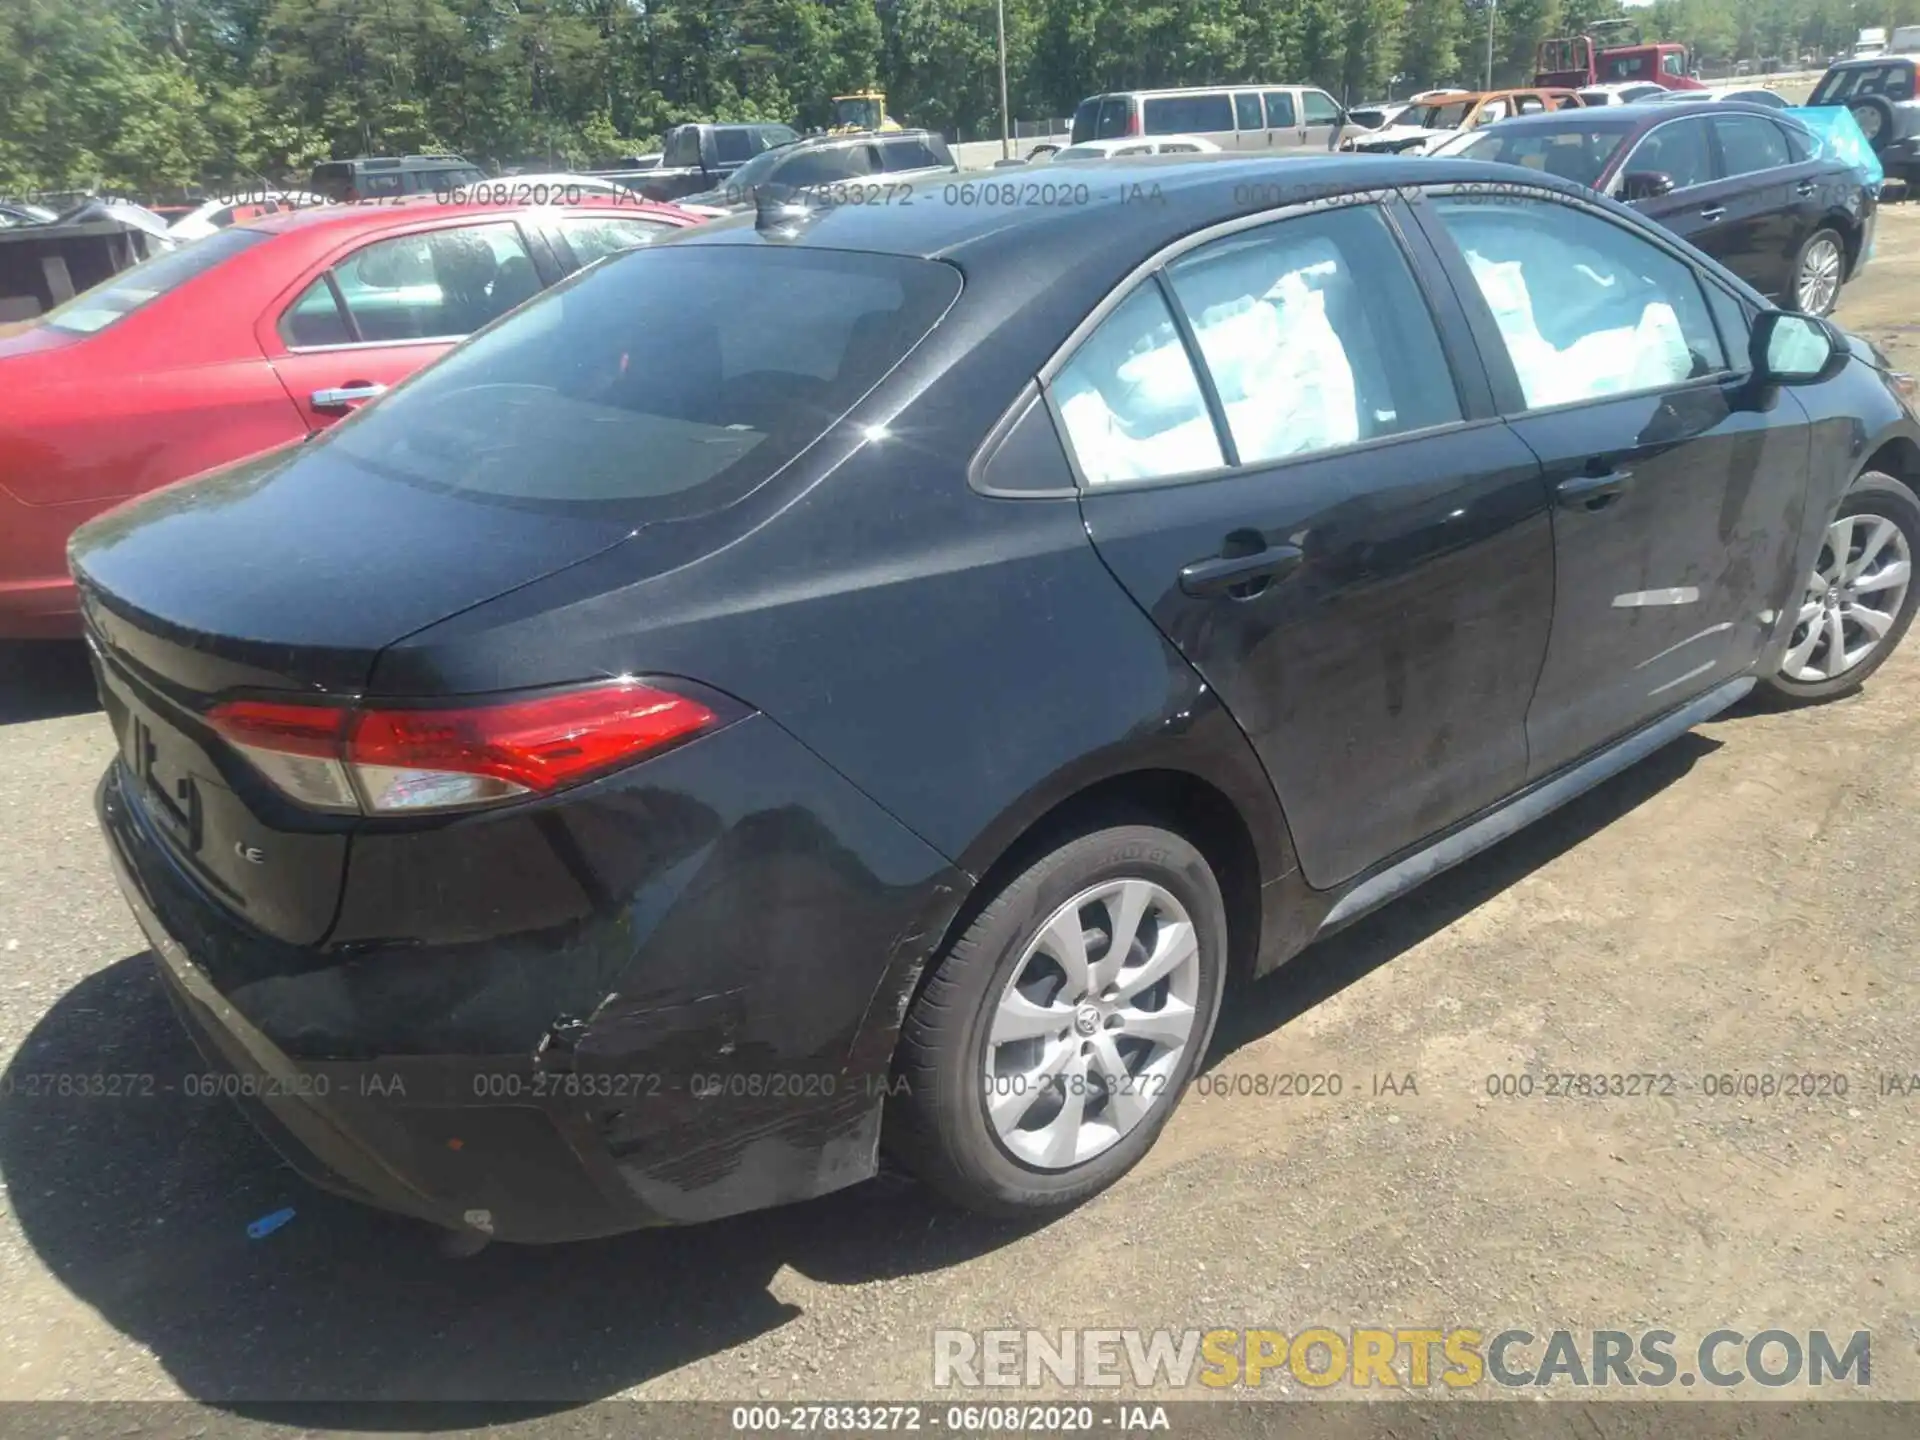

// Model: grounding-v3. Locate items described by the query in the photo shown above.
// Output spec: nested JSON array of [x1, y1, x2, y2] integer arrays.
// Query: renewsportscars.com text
[[932, 1327, 1870, 1391]]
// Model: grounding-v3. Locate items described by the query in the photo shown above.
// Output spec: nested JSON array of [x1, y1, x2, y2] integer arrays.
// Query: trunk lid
[[71, 437, 641, 946]]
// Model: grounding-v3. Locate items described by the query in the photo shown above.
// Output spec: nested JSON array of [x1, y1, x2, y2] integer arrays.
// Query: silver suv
[[1809, 56, 1920, 186]]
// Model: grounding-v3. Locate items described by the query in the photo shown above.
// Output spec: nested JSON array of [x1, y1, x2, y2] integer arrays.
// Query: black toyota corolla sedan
[[72, 156, 1920, 1245]]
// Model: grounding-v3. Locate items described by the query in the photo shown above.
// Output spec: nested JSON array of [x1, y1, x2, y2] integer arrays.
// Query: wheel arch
[[842, 705, 1302, 1086], [1861, 433, 1920, 491]]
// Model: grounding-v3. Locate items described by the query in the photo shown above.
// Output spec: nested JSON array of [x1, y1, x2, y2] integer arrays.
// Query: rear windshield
[[1454, 124, 1631, 186], [1143, 94, 1233, 135], [39, 227, 270, 336], [319, 245, 961, 517], [1811, 62, 1916, 104]]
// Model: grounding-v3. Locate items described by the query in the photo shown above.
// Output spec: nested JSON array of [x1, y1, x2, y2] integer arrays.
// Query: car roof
[[1481, 99, 1797, 131], [235, 195, 695, 237], [671, 154, 1591, 268]]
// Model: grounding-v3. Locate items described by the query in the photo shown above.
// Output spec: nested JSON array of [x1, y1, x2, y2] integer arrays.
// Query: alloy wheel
[[983, 878, 1201, 1170], [1782, 511, 1913, 683], [1796, 234, 1844, 316]]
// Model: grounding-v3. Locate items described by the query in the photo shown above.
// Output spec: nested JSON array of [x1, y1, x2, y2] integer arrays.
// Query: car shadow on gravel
[[0, 953, 1040, 1413], [0, 640, 99, 725], [0, 732, 1720, 1416]]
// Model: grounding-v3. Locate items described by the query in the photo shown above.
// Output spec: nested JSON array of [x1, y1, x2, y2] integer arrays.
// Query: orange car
[[1343, 88, 1583, 153]]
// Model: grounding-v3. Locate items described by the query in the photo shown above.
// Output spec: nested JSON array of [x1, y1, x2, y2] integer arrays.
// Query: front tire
[[1765, 470, 1920, 700], [886, 824, 1227, 1217], [1791, 226, 1847, 317]]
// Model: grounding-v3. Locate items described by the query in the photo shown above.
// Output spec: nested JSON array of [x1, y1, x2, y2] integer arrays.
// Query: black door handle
[[1556, 470, 1633, 511], [1178, 544, 1304, 597]]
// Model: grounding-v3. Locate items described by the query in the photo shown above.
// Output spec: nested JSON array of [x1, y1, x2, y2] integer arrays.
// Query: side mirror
[[1327, 108, 1348, 151], [1750, 310, 1846, 385], [1620, 170, 1676, 200]]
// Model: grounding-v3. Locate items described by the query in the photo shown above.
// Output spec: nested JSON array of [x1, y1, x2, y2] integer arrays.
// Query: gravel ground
[[0, 205, 1916, 1424]]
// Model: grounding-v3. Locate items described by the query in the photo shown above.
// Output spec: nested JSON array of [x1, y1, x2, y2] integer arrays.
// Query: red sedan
[[0, 196, 697, 638]]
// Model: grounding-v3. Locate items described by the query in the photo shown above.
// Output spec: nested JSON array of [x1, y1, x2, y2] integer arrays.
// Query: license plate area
[[124, 709, 206, 854]]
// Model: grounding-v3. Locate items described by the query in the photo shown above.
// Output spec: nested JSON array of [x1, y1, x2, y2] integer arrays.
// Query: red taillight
[[208, 681, 723, 815]]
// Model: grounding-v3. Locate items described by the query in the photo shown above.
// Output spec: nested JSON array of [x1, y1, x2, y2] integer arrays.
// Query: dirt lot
[[0, 208, 1916, 1420]]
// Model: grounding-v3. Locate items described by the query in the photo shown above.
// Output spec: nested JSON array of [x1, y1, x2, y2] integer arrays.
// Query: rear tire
[[885, 825, 1227, 1217], [1790, 226, 1847, 317], [1764, 470, 1920, 701]]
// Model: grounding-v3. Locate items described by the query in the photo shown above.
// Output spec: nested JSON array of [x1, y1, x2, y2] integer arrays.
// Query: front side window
[[1264, 92, 1297, 127], [40, 226, 270, 336], [1711, 114, 1790, 176], [1144, 94, 1233, 135], [1624, 116, 1713, 189], [1431, 192, 1726, 410], [319, 246, 960, 516], [1097, 98, 1132, 138], [1475, 99, 1511, 124], [1663, 52, 1685, 76], [1302, 91, 1341, 125], [326, 222, 539, 343], [1052, 284, 1223, 486], [663, 127, 702, 168], [715, 130, 754, 163], [1071, 99, 1103, 143], [1164, 204, 1461, 466]]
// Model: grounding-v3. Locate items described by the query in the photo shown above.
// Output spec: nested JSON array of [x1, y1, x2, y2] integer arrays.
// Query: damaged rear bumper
[[97, 713, 969, 1242]]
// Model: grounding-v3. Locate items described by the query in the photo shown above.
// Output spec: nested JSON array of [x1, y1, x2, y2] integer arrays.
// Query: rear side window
[[41, 227, 270, 336], [1164, 204, 1461, 465], [1053, 284, 1223, 485], [1144, 94, 1233, 135], [1235, 94, 1263, 130], [1264, 92, 1297, 126], [320, 247, 961, 515], [1712, 114, 1790, 176]]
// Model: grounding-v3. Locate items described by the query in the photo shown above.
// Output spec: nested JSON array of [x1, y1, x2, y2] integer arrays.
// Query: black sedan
[[72, 156, 1920, 1244], [1442, 102, 1876, 316]]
